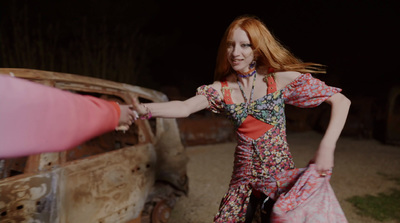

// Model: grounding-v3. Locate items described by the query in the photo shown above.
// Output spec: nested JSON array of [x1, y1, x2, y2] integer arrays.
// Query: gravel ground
[[169, 131, 400, 223]]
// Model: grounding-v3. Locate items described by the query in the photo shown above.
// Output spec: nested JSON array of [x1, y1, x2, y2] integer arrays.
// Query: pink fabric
[[282, 73, 342, 108], [272, 164, 348, 223], [0, 75, 119, 158]]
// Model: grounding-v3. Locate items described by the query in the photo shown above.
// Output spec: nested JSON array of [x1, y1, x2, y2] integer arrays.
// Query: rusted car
[[0, 68, 188, 223]]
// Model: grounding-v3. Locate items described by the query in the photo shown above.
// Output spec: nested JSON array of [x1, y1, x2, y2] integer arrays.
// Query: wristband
[[140, 103, 152, 119]]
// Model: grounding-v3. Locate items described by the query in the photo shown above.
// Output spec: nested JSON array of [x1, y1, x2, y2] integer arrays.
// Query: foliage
[[347, 189, 400, 222], [347, 174, 400, 222], [0, 0, 176, 88]]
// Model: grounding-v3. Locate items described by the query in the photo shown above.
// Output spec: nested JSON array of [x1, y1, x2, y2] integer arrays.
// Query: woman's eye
[[242, 43, 252, 48]]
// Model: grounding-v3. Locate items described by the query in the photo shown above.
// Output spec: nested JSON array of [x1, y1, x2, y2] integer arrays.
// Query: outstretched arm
[[313, 93, 351, 174], [133, 95, 209, 119], [0, 75, 135, 158]]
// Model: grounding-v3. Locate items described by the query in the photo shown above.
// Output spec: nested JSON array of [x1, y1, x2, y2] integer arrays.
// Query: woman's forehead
[[227, 28, 250, 41]]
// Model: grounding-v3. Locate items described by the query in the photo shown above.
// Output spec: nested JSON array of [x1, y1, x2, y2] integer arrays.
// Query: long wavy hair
[[214, 15, 326, 81]]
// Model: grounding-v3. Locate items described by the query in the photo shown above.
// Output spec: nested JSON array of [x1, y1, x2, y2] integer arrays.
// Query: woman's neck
[[236, 66, 256, 78]]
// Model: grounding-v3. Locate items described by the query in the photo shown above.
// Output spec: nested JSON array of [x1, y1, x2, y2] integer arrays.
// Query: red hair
[[214, 15, 325, 81]]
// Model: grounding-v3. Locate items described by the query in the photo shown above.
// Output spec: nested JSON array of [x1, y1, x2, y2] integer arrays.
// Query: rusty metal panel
[[0, 144, 156, 223], [59, 144, 156, 223], [0, 68, 169, 103], [153, 119, 188, 192], [0, 172, 58, 222]]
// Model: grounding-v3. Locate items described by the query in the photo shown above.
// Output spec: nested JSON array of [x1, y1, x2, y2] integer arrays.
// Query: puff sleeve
[[196, 85, 224, 114], [282, 73, 341, 108]]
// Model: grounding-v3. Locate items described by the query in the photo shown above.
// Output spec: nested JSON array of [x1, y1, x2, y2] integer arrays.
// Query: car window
[[65, 91, 140, 162], [0, 91, 140, 177]]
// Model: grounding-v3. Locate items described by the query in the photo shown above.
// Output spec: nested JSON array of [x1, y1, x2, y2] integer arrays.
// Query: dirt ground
[[168, 131, 400, 223]]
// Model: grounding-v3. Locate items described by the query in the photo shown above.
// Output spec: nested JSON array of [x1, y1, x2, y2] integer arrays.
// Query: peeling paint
[[0, 68, 188, 223]]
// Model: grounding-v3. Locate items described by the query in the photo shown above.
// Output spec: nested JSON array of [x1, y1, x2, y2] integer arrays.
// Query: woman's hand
[[311, 142, 335, 177], [115, 104, 137, 131], [131, 98, 149, 117]]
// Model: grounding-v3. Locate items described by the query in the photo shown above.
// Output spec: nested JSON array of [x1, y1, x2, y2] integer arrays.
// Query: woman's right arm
[[133, 94, 210, 119]]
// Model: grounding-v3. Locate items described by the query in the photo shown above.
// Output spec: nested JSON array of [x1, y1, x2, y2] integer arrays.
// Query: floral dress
[[196, 73, 341, 223]]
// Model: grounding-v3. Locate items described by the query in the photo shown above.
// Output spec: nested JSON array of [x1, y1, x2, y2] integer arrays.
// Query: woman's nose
[[232, 45, 240, 56]]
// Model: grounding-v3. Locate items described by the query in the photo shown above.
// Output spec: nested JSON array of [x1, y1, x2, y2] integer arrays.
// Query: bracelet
[[140, 103, 152, 119]]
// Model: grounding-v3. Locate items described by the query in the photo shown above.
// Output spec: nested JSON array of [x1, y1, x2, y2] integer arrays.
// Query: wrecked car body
[[0, 68, 188, 223]]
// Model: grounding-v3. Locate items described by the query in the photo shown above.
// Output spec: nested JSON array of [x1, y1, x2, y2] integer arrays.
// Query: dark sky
[[1, 0, 399, 98]]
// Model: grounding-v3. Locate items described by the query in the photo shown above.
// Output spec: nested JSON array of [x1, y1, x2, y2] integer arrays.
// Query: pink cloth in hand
[[272, 164, 348, 223], [0, 75, 119, 158]]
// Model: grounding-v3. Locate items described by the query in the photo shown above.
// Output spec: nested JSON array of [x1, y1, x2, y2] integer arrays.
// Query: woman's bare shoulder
[[211, 74, 237, 89], [209, 80, 221, 88], [274, 71, 302, 89]]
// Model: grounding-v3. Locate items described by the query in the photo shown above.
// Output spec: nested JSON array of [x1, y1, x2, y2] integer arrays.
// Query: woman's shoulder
[[197, 81, 223, 98], [213, 74, 238, 88]]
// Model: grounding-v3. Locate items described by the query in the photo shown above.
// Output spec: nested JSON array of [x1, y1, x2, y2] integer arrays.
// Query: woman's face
[[227, 28, 254, 73]]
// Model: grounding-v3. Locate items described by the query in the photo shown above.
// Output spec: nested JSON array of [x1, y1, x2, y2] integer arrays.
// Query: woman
[[133, 15, 350, 222]]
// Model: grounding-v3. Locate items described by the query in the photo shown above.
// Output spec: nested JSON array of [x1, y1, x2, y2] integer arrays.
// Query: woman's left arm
[[314, 93, 351, 174]]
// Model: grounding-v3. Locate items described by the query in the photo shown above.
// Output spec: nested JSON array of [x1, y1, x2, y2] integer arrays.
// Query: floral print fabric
[[196, 73, 341, 222], [271, 164, 348, 223]]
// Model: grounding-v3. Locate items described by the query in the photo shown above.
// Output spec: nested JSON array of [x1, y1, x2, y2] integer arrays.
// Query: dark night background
[[1, 0, 399, 135], [1, 0, 399, 97]]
